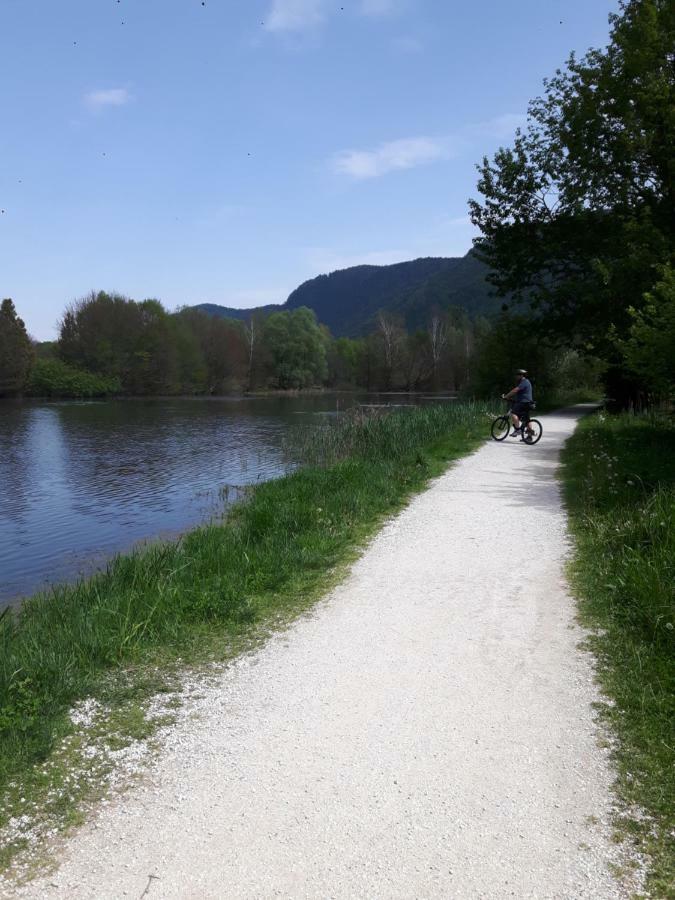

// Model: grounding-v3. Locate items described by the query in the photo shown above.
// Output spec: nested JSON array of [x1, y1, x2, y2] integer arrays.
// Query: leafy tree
[[328, 337, 363, 388], [622, 265, 675, 401], [469, 0, 674, 400], [173, 308, 248, 394], [59, 292, 180, 394], [262, 307, 328, 389], [0, 299, 34, 397], [469, 315, 558, 400]]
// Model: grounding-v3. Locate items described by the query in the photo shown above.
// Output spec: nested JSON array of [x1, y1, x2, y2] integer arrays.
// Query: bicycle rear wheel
[[491, 416, 510, 441], [523, 419, 543, 445]]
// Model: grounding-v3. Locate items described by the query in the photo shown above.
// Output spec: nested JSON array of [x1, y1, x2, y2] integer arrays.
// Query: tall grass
[[286, 401, 487, 466], [0, 403, 486, 821], [562, 412, 675, 896]]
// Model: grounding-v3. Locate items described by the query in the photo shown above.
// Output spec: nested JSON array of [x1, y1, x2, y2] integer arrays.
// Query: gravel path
[[11, 407, 635, 899]]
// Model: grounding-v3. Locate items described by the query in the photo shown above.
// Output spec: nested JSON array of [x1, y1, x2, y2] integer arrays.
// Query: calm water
[[0, 394, 442, 605]]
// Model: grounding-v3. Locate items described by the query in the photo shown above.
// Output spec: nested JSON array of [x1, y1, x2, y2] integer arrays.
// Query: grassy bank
[[0, 402, 487, 872], [561, 412, 675, 896]]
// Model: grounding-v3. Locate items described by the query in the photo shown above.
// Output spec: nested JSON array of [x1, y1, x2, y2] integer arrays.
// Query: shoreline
[[0, 403, 487, 878]]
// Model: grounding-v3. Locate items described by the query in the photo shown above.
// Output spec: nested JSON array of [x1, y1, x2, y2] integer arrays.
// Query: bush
[[27, 358, 121, 398]]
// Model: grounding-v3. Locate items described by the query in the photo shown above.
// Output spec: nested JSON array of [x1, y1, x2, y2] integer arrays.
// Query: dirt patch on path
[[7, 408, 642, 899]]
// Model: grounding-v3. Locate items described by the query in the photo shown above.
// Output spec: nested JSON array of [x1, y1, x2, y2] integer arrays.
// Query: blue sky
[[1, 0, 618, 340]]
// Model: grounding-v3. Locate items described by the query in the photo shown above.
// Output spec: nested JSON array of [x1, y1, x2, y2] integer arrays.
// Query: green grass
[[0, 402, 487, 873], [561, 411, 675, 897]]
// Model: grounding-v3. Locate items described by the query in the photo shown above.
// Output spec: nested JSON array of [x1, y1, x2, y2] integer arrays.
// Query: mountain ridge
[[193, 251, 501, 337]]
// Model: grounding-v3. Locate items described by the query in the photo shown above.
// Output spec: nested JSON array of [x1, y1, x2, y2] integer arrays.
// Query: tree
[[262, 307, 328, 389], [400, 331, 431, 392], [374, 310, 405, 390], [175, 308, 247, 393], [328, 337, 363, 388], [622, 265, 675, 402], [59, 292, 180, 394], [469, 0, 674, 400], [0, 299, 34, 397], [243, 312, 268, 391], [427, 313, 448, 390]]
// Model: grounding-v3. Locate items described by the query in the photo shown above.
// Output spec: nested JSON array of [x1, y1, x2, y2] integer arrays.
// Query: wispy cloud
[[391, 35, 423, 53], [84, 88, 131, 112], [360, 0, 399, 15], [263, 0, 399, 32], [331, 113, 526, 180], [263, 0, 326, 32], [333, 137, 453, 179]]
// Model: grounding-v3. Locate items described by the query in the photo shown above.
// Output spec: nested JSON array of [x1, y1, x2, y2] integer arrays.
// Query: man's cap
[[515, 368, 528, 375]]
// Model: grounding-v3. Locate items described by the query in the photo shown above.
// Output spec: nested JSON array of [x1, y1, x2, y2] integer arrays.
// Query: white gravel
[[6, 407, 642, 899]]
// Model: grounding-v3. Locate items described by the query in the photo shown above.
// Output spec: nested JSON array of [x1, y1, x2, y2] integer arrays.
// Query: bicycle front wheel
[[491, 416, 510, 441], [523, 419, 543, 445]]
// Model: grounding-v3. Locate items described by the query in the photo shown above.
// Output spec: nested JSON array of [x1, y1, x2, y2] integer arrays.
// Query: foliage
[[622, 265, 675, 401], [0, 403, 485, 861], [468, 313, 603, 402], [262, 307, 328, 389], [27, 358, 121, 398], [174, 307, 247, 394], [59, 292, 180, 395], [7, 272, 588, 399], [562, 413, 675, 895], [470, 0, 675, 402], [0, 299, 34, 397]]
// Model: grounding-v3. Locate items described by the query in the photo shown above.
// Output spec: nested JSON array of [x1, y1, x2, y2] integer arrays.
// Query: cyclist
[[502, 369, 534, 437]]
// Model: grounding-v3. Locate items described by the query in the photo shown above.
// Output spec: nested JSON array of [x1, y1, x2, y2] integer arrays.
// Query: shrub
[[27, 358, 121, 398]]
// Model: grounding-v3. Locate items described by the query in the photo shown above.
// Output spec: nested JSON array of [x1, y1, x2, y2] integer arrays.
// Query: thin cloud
[[263, 0, 399, 32], [391, 35, 423, 53], [263, 0, 326, 32], [331, 114, 526, 180], [360, 0, 398, 14], [333, 137, 452, 179], [84, 88, 131, 112]]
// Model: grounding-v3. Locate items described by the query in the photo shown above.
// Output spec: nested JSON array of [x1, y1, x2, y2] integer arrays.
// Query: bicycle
[[491, 400, 542, 444]]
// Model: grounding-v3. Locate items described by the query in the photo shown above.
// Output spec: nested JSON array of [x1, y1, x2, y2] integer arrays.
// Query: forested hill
[[194, 251, 501, 337]]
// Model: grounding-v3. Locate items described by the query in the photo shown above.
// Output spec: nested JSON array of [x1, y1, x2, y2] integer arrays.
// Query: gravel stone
[[5, 407, 644, 899]]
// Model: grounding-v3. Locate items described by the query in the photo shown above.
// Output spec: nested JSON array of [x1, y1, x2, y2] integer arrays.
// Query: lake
[[0, 394, 447, 606]]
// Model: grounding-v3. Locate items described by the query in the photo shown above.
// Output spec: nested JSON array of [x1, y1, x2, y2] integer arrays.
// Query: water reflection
[[0, 394, 449, 605]]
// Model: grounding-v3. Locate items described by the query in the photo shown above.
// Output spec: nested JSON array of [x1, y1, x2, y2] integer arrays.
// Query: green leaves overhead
[[470, 0, 674, 400]]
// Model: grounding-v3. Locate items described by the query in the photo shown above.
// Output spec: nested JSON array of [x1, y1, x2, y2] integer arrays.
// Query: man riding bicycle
[[502, 369, 534, 437]]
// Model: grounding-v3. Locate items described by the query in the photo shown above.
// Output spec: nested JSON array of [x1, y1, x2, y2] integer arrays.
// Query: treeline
[[470, 0, 674, 407], [1, 291, 510, 398], [1, 289, 602, 400]]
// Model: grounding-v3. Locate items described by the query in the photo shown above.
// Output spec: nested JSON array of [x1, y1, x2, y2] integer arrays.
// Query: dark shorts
[[513, 401, 532, 418]]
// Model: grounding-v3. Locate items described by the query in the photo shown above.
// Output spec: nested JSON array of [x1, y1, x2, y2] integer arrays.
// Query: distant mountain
[[193, 251, 501, 337], [193, 302, 282, 322]]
